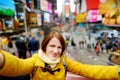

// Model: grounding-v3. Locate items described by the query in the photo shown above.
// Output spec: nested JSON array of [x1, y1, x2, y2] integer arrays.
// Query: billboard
[[40, 0, 48, 12], [0, 0, 15, 16], [37, 14, 42, 26], [86, 0, 100, 10], [86, 10, 102, 22], [76, 13, 86, 23], [65, 2, 70, 17], [48, 2, 52, 13], [44, 12, 50, 23]]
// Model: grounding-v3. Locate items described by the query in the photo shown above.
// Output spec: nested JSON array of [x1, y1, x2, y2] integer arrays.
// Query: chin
[[51, 58, 57, 61], [50, 55, 58, 60], [50, 56, 58, 61]]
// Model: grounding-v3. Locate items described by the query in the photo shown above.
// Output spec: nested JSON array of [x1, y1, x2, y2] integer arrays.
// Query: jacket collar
[[34, 52, 66, 68]]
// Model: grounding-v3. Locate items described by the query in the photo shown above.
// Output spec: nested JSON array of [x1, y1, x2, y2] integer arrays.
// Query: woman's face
[[46, 37, 62, 61]]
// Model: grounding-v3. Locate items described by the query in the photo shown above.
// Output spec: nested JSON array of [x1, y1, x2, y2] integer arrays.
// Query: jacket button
[[42, 68, 46, 72]]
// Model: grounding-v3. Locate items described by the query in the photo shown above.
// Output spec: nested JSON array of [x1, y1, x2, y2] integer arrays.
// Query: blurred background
[[0, 0, 120, 80]]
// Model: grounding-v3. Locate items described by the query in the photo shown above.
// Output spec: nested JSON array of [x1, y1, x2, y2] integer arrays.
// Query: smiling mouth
[[52, 54, 57, 57], [50, 52, 59, 57]]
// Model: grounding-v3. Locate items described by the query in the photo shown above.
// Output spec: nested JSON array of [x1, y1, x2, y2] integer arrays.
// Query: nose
[[53, 48, 58, 53]]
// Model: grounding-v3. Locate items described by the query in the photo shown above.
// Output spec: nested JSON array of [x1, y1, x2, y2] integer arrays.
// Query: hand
[[0, 37, 3, 50], [0, 52, 4, 69], [118, 66, 120, 77], [0, 44, 3, 50]]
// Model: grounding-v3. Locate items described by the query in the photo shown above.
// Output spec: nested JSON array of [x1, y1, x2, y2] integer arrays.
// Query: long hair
[[41, 31, 66, 54]]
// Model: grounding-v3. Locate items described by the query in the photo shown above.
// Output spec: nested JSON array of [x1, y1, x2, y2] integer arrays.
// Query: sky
[[57, 0, 75, 16]]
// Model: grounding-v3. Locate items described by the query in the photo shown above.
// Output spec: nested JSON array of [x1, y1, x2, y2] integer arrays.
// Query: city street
[[62, 28, 112, 66], [62, 29, 115, 80], [66, 47, 110, 65], [66, 47, 111, 80], [1, 0, 120, 80]]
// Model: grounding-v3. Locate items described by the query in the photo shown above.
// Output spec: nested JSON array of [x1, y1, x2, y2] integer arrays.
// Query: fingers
[[0, 52, 4, 69]]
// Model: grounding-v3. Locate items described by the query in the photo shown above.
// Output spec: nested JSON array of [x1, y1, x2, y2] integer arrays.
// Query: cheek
[[58, 50, 62, 56], [46, 47, 51, 53], [59, 49, 62, 54], [46, 48, 51, 53]]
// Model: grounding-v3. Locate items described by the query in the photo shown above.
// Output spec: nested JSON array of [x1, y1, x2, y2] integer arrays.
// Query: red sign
[[86, 0, 100, 10]]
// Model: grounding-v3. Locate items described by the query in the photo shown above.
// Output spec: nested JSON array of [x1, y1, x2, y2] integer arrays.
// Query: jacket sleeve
[[0, 50, 35, 77], [66, 57, 120, 80]]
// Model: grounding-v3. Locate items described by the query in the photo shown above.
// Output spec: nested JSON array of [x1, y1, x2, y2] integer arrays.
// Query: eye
[[50, 45, 55, 47], [58, 46, 62, 49]]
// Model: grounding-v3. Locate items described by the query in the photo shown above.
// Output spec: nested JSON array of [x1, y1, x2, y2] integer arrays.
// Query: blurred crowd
[[94, 33, 120, 55], [0, 32, 40, 59]]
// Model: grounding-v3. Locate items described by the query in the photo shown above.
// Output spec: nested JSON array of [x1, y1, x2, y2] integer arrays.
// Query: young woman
[[0, 31, 120, 80]]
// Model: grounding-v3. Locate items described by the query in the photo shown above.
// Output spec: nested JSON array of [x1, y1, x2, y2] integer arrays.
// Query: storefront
[[0, 0, 15, 31]]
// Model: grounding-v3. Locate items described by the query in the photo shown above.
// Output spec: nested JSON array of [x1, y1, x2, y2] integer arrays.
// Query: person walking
[[0, 31, 120, 80], [15, 35, 27, 59], [7, 37, 17, 55], [28, 35, 39, 56], [95, 41, 101, 55]]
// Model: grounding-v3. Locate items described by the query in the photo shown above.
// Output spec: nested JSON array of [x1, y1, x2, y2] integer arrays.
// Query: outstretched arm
[[66, 57, 120, 79]]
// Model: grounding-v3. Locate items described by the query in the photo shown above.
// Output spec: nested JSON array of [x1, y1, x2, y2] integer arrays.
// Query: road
[[63, 29, 115, 80], [66, 47, 111, 65], [62, 29, 112, 66]]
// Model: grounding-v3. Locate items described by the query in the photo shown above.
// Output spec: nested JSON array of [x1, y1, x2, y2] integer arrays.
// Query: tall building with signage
[[64, 0, 70, 22], [0, 0, 16, 31]]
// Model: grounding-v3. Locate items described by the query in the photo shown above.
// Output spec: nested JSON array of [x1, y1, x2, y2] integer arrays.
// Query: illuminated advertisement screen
[[5, 20, 13, 28], [86, 10, 102, 22], [48, 2, 52, 13], [44, 12, 50, 23], [40, 0, 48, 12], [65, 2, 70, 17], [86, 0, 100, 10]]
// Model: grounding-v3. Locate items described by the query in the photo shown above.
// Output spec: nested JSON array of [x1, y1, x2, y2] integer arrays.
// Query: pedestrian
[[28, 35, 39, 56], [15, 35, 27, 59], [0, 31, 120, 80], [1, 35, 9, 50], [95, 41, 101, 55], [65, 37, 70, 47], [7, 37, 17, 55], [71, 38, 76, 47]]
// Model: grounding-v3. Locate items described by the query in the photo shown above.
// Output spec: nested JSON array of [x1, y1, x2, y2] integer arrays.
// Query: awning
[[0, 0, 15, 17]]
